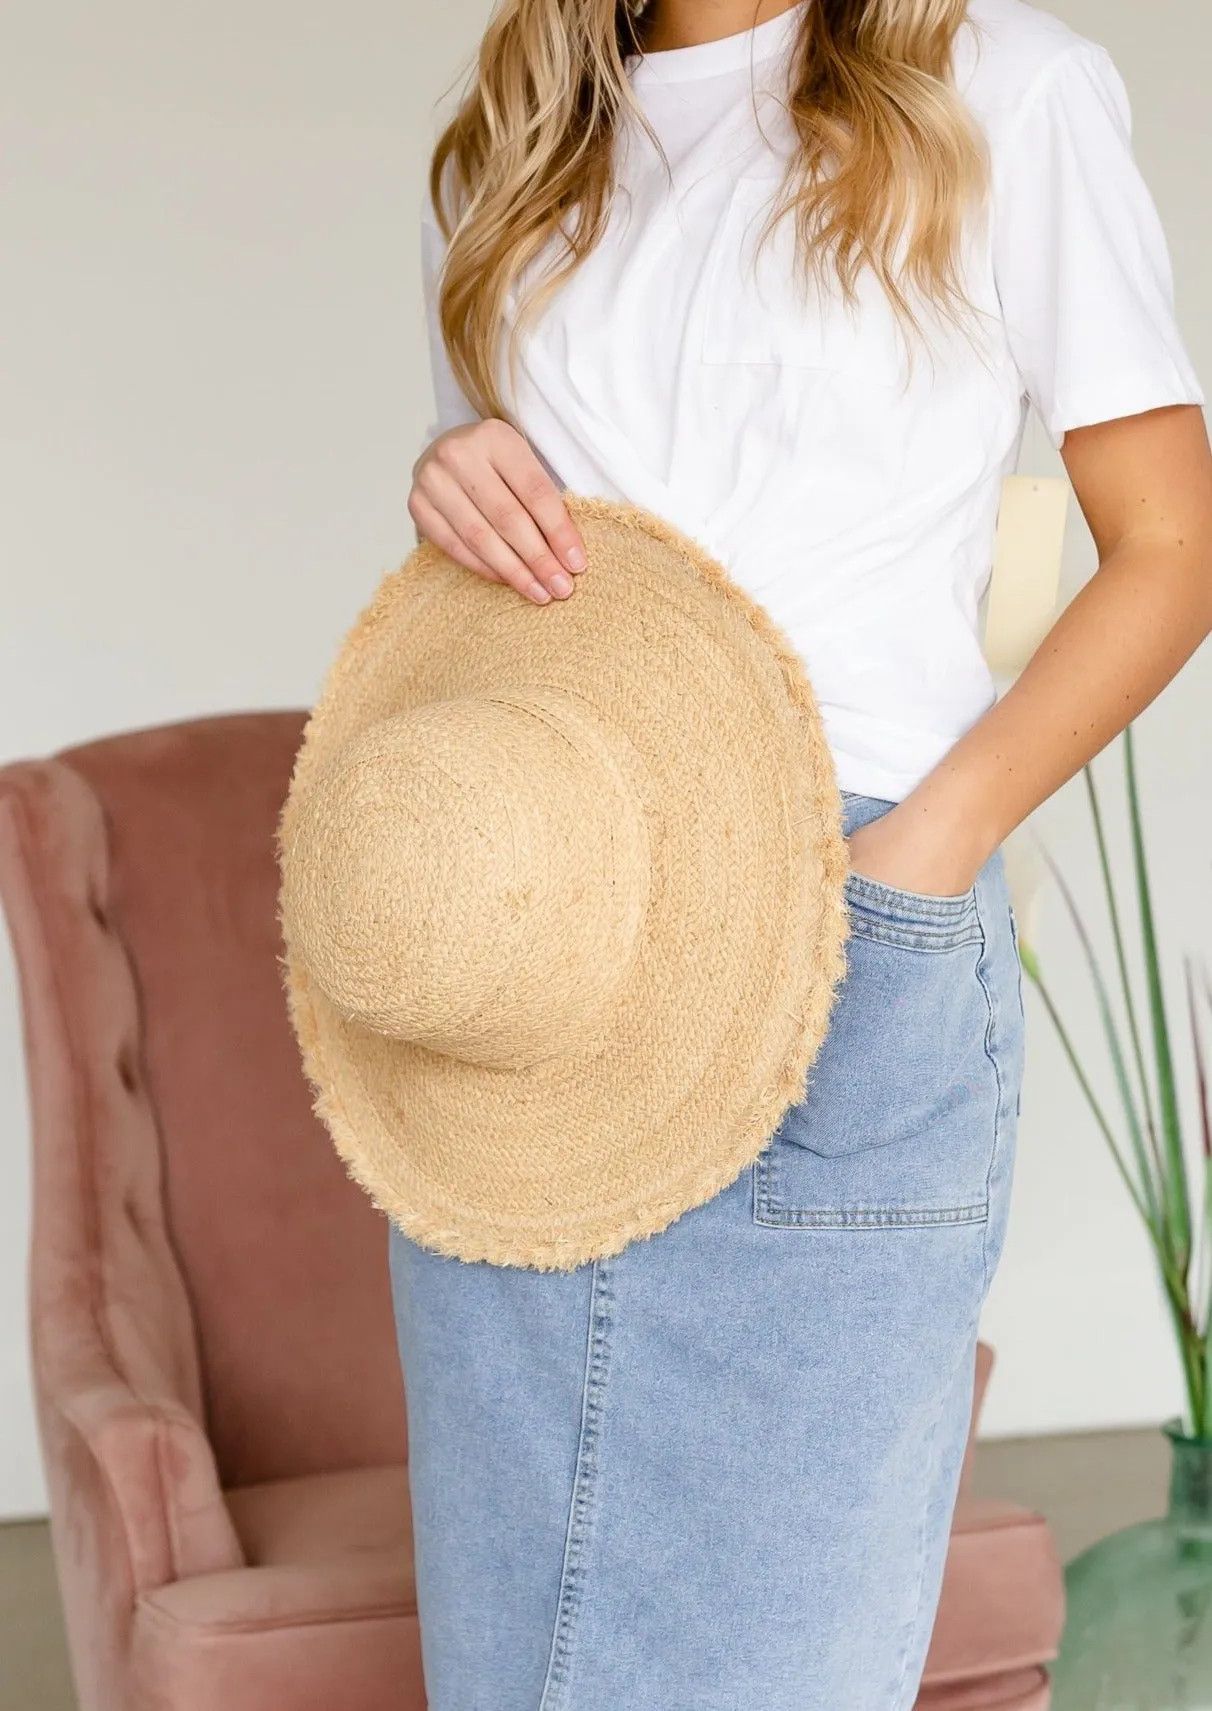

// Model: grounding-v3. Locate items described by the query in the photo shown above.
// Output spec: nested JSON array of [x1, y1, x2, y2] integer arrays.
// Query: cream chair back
[[981, 472, 1071, 947], [982, 474, 1070, 678]]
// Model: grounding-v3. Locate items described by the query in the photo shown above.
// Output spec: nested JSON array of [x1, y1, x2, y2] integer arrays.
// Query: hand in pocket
[[844, 800, 981, 903]]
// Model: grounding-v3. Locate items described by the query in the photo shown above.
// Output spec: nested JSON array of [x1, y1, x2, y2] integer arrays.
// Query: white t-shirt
[[419, 0, 1205, 801]]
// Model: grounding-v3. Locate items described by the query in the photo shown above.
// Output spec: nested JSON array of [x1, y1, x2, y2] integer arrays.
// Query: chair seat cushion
[[917, 1668, 1051, 1710], [923, 1496, 1064, 1694], [130, 1466, 420, 1711], [224, 1462, 415, 1579]]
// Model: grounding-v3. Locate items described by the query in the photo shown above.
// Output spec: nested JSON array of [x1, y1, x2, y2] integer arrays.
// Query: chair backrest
[[3, 713, 407, 1489]]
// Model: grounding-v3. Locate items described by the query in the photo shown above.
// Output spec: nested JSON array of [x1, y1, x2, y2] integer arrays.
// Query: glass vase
[[1051, 1421, 1212, 1709]]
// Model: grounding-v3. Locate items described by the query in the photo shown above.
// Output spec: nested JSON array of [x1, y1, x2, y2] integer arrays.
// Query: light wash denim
[[387, 789, 1026, 1711]]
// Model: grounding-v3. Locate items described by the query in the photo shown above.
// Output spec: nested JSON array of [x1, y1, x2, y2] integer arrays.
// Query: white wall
[[0, 0, 1208, 1517], [0, 0, 484, 1518]]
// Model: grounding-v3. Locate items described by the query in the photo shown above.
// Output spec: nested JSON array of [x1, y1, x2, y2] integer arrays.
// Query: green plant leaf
[[1084, 762, 1165, 1191], [1021, 744, 1208, 1434], [1022, 953, 1161, 1246], [1190, 958, 1212, 1427], [1125, 724, 1191, 1272], [1036, 832, 1162, 1232]]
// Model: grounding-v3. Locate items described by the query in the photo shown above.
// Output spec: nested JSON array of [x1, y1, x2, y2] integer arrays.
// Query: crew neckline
[[626, 0, 809, 85]]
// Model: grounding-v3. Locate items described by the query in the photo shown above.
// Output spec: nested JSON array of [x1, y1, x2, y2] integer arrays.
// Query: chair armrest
[[57, 1381, 244, 1590]]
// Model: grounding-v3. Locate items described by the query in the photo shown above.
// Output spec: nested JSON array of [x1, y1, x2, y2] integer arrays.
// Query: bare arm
[[847, 401, 1212, 892]]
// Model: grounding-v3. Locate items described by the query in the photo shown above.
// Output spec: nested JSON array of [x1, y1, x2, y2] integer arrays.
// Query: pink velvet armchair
[[0, 712, 1064, 1711]]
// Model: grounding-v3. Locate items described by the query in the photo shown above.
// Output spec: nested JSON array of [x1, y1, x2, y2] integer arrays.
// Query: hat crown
[[280, 686, 652, 1070], [278, 495, 850, 1270]]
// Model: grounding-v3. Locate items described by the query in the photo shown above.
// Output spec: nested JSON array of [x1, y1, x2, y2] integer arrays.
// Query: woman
[[392, 0, 1212, 1705]]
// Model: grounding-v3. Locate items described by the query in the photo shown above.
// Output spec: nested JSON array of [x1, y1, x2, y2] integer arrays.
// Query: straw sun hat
[[277, 492, 849, 1272]]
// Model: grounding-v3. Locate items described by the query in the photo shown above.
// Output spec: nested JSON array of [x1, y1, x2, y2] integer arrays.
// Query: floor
[[0, 1426, 1173, 1710]]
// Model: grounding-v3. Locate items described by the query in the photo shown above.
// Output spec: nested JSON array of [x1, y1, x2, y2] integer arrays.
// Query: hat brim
[[279, 493, 849, 1271]]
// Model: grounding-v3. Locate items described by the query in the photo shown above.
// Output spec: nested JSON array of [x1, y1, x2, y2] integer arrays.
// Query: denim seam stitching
[[536, 1259, 613, 1711], [844, 871, 978, 919], [971, 885, 1004, 1299], [1009, 905, 1026, 1117], [754, 1118, 989, 1229], [846, 884, 974, 917], [885, 1331, 980, 1710], [754, 1201, 990, 1229], [845, 915, 983, 953], [885, 1369, 948, 1708]]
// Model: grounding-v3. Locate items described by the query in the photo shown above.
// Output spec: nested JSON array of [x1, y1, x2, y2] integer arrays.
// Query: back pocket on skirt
[[753, 870, 998, 1229]]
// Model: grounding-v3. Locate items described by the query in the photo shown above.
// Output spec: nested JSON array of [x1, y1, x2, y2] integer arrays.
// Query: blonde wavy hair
[[428, 0, 994, 423]]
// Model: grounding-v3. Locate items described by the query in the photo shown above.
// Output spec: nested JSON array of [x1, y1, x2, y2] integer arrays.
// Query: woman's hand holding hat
[[409, 418, 589, 605]]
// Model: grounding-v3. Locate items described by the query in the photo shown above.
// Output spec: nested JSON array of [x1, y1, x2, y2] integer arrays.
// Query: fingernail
[[566, 547, 587, 572], [530, 583, 551, 603], [550, 572, 574, 597]]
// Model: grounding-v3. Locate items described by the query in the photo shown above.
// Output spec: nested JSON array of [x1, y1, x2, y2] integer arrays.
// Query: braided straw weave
[[277, 492, 850, 1271]]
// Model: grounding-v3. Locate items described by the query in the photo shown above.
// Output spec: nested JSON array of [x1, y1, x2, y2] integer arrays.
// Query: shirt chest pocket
[[697, 173, 913, 391]]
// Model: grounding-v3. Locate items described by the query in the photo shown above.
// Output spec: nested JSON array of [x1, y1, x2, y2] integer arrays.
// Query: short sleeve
[[418, 174, 482, 452], [990, 40, 1205, 452]]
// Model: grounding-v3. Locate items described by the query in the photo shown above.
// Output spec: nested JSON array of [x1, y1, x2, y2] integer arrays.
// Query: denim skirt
[[387, 789, 1026, 1711]]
